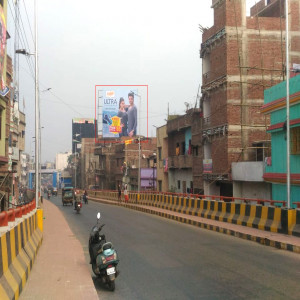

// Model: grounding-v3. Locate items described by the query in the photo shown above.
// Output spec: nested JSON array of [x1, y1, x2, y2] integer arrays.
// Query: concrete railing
[[0, 199, 43, 299], [84, 189, 299, 237]]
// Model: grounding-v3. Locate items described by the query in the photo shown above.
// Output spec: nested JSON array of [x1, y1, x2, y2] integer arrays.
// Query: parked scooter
[[89, 212, 119, 291]]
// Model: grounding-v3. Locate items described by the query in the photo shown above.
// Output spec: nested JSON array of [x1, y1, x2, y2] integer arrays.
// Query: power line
[[21, 0, 34, 43], [7, 0, 35, 78]]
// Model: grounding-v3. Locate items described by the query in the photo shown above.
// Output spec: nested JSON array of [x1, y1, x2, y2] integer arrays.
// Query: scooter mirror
[[97, 212, 101, 220]]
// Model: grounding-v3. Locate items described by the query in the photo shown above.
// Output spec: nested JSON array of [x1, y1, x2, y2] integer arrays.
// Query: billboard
[[102, 88, 138, 138]]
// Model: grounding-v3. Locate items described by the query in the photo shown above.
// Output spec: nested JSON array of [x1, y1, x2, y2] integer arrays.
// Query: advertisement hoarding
[[102, 88, 138, 138]]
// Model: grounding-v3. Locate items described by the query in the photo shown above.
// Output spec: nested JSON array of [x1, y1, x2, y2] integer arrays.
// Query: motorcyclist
[[74, 190, 81, 210], [47, 189, 51, 199]]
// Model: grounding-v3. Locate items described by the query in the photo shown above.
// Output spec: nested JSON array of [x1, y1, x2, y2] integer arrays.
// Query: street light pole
[[285, 0, 290, 208], [34, 0, 39, 207], [73, 136, 80, 189], [130, 90, 142, 193], [75, 145, 77, 189]]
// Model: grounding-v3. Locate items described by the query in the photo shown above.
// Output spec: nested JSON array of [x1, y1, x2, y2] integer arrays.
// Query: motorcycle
[[89, 212, 119, 291], [75, 200, 82, 213], [47, 191, 51, 199]]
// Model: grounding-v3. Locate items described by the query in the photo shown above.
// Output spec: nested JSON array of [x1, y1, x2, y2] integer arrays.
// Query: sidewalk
[[20, 200, 98, 300], [91, 196, 300, 254]]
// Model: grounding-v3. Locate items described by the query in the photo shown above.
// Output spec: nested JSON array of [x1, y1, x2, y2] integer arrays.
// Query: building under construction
[[200, 0, 300, 197]]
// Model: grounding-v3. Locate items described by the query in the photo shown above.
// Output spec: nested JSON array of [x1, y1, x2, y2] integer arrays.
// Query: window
[[181, 142, 185, 155], [177, 180, 181, 189], [158, 180, 162, 192], [193, 146, 198, 156], [158, 147, 162, 160], [291, 127, 300, 155]]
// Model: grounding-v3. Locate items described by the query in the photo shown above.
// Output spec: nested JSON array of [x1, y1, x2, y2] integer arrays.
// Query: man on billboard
[[127, 92, 137, 137]]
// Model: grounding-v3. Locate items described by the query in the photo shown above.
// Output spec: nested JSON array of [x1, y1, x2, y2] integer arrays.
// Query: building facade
[[262, 74, 300, 207], [72, 118, 97, 154], [55, 151, 71, 171], [156, 125, 168, 192], [167, 109, 203, 194], [94, 137, 157, 191], [200, 0, 300, 197], [79, 138, 98, 189]]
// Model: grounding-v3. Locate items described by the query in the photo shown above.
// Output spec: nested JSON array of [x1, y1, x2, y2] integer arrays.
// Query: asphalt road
[[49, 194, 300, 300]]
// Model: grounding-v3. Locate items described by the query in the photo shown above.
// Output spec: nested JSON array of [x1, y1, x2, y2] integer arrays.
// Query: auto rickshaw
[[62, 187, 74, 206]]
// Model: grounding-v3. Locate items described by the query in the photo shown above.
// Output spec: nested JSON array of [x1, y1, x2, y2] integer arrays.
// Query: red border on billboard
[[94, 85, 148, 144]]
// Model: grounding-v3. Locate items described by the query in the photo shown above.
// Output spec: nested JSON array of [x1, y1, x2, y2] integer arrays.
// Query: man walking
[[118, 185, 121, 203]]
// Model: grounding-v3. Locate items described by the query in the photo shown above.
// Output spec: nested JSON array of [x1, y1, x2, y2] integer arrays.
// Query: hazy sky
[[6, 0, 257, 162]]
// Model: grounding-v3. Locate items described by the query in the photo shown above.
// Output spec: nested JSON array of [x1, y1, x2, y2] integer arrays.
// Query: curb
[[0, 211, 43, 300], [90, 197, 300, 254]]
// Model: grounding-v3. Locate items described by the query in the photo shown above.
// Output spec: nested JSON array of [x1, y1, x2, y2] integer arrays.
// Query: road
[[49, 194, 300, 300]]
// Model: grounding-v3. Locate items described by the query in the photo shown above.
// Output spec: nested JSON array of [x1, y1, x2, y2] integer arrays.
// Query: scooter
[[89, 212, 119, 291], [47, 191, 51, 199]]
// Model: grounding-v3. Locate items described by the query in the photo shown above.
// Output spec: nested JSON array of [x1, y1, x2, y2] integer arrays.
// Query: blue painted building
[[262, 75, 300, 207]]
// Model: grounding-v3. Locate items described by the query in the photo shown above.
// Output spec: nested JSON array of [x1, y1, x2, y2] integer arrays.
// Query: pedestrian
[[83, 189, 88, 204], [124, 185, 129, 203], [118, 185, 121, 202]]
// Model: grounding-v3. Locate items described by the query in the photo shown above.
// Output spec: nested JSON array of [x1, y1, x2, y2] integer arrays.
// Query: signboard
[[102, 88, 138, 138], [0, 5, 8, 95], [203, 159, 213, 173]]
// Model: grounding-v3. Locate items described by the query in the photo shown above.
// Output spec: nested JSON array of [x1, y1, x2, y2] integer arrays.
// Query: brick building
[[79, 138, 99, 189], [200, 0, 300, 197], [94, 137, 157, 191], [156, 125, 168, 192], [167, 109, 203, 194]]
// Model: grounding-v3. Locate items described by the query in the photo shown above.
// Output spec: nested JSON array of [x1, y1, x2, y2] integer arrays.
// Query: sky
[[5, 0, 258, 163]]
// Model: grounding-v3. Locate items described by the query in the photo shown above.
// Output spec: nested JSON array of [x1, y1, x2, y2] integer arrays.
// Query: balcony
[[232, 162, 265, 182], [168, 155, 193, 169], [94, 146, 113, 156]]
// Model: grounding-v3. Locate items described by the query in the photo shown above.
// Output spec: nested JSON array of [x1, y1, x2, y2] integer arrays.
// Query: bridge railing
[[0, 199, 36, 227]]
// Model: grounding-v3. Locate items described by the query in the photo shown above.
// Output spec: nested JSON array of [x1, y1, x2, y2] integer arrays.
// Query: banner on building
[[102, 88, 138, 138], [163, 158, 168, 172], [0, 5, 8, 96], [203, 159, 213, 173]]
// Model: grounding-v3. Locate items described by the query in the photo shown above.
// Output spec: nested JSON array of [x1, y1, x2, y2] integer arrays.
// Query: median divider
[[0, 202, 43, 300], [288, 209, 300, 237], [84, 190, 300, 253], [84, 190, 299, 236]]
